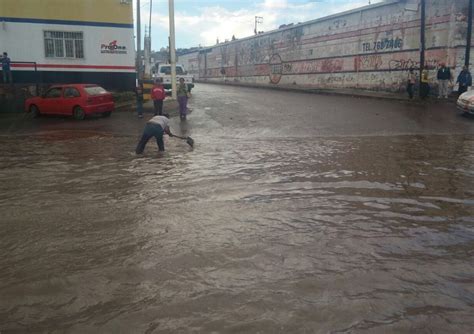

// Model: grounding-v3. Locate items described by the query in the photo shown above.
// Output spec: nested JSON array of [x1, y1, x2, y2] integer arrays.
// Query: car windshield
[[84, 86, 107, 95], [160, 66, 184, 75]]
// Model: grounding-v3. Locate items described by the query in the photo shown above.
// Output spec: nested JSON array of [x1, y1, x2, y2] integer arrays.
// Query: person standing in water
[[136, 82, 144, 118], [151, 78, 166, 116], [177, 77, 189, 120]]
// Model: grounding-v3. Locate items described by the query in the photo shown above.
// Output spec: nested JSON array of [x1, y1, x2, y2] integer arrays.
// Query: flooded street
[[1, 84, 474, 333]]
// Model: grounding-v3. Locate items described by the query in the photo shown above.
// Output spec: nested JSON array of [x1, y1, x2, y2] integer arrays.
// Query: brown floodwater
[[1, 85, 474, 333]]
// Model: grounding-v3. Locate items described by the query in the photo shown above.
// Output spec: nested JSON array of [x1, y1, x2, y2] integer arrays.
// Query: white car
[[456, 90, 474, 115]]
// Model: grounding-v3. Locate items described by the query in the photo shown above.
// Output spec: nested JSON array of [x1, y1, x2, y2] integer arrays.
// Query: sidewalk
[[116, 98, 179, 115], [0, 98, 182, 137], [197, 80, 457, 103]]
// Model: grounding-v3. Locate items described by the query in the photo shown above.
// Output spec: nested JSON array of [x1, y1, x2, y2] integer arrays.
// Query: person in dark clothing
[[1, 52, 12, 84], [437, 62, 452, 98], [456, 66, 472, 96], [177, 78, 189, 120], [407, 67, 416, 99], [420, 68, 430, 99], [136, 83, 144, 118]]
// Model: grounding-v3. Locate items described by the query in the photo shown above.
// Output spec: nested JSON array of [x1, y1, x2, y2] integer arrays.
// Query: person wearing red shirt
[[151, 78, 166, 116]]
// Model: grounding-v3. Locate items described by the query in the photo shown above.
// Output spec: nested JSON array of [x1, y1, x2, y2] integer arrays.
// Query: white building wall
[[0, 22, 135, 73]]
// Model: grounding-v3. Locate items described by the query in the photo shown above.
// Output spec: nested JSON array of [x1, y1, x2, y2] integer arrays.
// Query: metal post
[[169, 0, 177, 99], [34, 62, 39, 96], [136, 0, 142, 81], [466, 0, 473, 66], [419, 0, 426, 97], [149, 0, 152, 38]]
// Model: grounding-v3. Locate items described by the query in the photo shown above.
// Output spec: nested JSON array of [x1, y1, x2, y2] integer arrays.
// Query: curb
[[115, 99, 179, 112], [196, 80, 457, 104]]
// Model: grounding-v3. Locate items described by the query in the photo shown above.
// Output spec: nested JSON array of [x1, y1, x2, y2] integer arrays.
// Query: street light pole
[[169, 0, 177, 99], [255, 16, 263, 35]]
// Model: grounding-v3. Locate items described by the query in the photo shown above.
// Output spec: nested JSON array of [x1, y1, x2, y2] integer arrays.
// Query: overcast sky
[[133, 0, 382, 50]]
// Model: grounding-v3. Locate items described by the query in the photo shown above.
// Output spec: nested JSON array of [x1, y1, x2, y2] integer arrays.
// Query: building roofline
[[0, 16, 133, 28]]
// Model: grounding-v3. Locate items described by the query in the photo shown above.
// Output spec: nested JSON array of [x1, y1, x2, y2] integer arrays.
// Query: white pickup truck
[[153, 64, 195, 94]]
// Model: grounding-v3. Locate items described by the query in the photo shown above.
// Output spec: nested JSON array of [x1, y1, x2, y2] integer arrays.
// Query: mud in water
[[1, 133, 473, 333], [1, 85, 474, 333]]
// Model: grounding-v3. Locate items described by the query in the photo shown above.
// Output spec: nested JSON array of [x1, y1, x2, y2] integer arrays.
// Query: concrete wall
[[179, 0, 474, 93]]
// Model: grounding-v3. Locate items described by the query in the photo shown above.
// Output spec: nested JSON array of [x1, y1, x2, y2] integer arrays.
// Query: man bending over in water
[[135, 113, 174, 153]]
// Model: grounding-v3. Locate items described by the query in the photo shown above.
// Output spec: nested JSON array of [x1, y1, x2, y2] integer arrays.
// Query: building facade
[[179, 0, 473, 94], [0, 0, 136, 91]]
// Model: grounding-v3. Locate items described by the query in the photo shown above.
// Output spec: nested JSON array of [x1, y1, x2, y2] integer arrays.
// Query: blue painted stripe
[[0, 16, 133, 29]]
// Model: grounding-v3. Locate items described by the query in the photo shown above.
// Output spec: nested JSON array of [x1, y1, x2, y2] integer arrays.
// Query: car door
[[62, 87, 82, 115], [41, 87, 63, 114]]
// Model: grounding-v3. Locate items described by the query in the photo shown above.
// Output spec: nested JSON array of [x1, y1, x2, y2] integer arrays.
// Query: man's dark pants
[[136, 99, 143, 117], [136, 123, 165, 153], [153, 99, 164, 115], [2, 70, 12, 83], [458, 85, 468, 96], [421, 83, 430, 99]]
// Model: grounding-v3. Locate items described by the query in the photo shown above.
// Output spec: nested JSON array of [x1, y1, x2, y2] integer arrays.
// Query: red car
[[25, 84, 114, 120]]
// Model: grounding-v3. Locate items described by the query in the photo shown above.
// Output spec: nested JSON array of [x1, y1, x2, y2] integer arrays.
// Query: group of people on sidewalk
[[407, 63, 472, 100], [135, 77, 192, 153]]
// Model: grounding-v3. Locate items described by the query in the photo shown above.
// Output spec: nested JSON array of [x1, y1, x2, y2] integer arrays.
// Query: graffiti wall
[[178, 0, 473, 93]]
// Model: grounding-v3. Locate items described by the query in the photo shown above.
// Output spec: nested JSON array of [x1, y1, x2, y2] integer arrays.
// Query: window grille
[[44, 31, 84, 59]]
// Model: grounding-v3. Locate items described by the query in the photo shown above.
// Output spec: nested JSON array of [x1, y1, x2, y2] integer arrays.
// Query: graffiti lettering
[[388, 58, 439, 71], [283, 60, 319, 74], [389, 59, 418, 71], [320, 59, 343, 72], [356, 55, 383, 70]]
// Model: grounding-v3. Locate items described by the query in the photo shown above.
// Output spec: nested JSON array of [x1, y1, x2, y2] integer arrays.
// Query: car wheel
[[30, 105, 40, 118], [73, 106, 86, 120], [103, 111, 112, 118]]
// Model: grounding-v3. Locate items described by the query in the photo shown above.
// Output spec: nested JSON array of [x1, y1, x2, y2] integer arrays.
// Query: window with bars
[[44, 31, 84, 59]]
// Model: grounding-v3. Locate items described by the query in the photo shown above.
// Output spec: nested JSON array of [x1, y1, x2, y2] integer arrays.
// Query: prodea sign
[[101, 40, 127, 54]]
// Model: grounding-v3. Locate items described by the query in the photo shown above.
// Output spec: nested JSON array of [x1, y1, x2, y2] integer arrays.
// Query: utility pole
[[149, 0, 152, 38], [136, 0, 142, 81], [419, 0, 426, 97], [143, 0, 152, 78], [466, 0, 473, 67], [255, 16, 263, 35], [169, 0, 177, 99]]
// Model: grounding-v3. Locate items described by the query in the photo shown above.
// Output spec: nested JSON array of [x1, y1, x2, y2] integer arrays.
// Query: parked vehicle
[[25, 84, 114, 120], [153, 64, 194, 95], [456, 89, 474, 115]]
